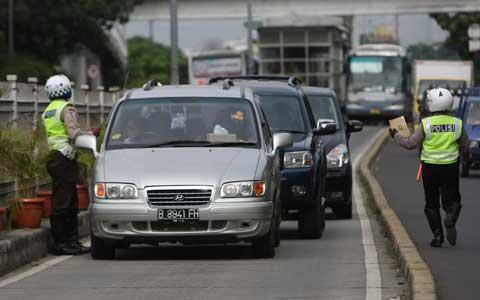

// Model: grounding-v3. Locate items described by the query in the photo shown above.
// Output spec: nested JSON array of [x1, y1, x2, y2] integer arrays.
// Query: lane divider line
[[359, 129, 437, 300], [353, 129, 384, 300], [0, 255, 72, 288]]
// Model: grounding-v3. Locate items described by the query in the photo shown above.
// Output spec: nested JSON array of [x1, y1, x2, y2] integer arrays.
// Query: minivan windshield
[[257, 95, 306, 134], [107, 98, 259, 149]]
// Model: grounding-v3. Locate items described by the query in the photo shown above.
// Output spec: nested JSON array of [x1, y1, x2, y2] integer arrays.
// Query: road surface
[[0, 127, 407, 300]]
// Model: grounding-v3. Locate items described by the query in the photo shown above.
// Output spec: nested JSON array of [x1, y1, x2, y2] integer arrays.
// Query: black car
[[209, 76, 335, 239], [303, 87, 363, 219]]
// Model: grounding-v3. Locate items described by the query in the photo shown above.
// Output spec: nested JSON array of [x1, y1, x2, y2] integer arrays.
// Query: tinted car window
[[107, 97, 259, 149], [257, 95, 306, 133], [308, 96, 340, 125], [466, 102, 480, 125]]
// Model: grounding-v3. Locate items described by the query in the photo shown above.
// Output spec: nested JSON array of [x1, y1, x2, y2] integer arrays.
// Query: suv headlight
[[469, 141, 479, 148], [95, 183, 138, 199], [284, 151, 313, 168], [327, 144, 349, 168], [221, 181, 265, 198]]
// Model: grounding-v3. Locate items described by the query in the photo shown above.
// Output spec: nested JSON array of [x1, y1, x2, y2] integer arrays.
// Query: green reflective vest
[[41, 99, 71, 152], [421, 115, 462, 164]]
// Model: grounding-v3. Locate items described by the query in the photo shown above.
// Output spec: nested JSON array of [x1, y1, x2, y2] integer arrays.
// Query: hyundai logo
[[174, 194, 185, 201]]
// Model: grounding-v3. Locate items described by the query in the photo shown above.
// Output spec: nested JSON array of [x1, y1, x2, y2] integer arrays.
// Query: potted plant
[[0, 123, 48, 229]]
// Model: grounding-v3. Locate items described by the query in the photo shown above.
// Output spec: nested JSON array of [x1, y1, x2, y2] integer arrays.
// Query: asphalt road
[[375, 138, 479, 300], [0, 127, 407, 300]]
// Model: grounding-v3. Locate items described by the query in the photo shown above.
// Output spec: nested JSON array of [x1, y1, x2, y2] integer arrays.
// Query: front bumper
[[280, 168, 316, 209], [325, 165, 352, 207], [90, 199, 273, 243], [346, 102, 404, 120]]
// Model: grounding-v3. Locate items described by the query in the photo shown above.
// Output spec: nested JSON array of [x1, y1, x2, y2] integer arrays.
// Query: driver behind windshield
[[213, 108, 255, 142]]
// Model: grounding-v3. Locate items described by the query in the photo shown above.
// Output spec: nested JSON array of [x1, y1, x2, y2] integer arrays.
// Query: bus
[[188, 50, 247, 85], [344, 44, 411, 121]]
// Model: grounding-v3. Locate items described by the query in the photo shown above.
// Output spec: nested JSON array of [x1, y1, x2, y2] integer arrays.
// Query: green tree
[[126, 37, 189, 88], [406, 42, 460, 60], [0, 0, 143, 84], [431, 13, 480, 82]]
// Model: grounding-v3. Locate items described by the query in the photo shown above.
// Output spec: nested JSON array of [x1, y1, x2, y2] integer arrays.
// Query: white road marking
[[352, 129, 383, 300], [0, 255, 72, 288]]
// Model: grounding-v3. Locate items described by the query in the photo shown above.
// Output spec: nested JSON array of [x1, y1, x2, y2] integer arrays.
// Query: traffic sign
[[468, 23, 480, 39], [87, 64, 100, 80]]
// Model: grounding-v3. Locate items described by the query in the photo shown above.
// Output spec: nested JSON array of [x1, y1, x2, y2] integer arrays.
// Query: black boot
[[65, 212, 90, 254], [424, 207, 444, 248], [444, 203, 462, 246], [430, 230, 444, 248], [50, 215, 81, 255]]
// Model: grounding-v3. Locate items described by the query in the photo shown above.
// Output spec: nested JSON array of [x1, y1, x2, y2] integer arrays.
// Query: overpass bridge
[[131, 0, 480, 20]]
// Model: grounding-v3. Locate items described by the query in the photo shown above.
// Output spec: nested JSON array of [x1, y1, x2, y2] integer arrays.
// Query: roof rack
[[222, 79, 234, 90], [142, 79, 162, 91], [208, 75, 302, 87]]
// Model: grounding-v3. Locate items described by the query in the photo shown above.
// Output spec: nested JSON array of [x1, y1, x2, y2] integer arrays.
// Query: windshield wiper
[[275, 130, 305, 134], [143, 140, 213, 148], [208, 142, 257, 147]]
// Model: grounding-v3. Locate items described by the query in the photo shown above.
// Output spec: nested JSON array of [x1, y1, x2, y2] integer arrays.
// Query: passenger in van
[[124, 119, 145, 144]]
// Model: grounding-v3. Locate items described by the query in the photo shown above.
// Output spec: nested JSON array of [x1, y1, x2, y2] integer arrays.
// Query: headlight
[[284, 151, 313, 168], [327, 144, 349, 168], [469, 141, 479, 148], [94, 183, 138, 199], [221, 181, 265, 198]]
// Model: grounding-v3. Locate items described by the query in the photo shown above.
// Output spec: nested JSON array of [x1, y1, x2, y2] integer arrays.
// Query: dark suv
[[303, 87, 363, 219], [209, 76, 335, 238]]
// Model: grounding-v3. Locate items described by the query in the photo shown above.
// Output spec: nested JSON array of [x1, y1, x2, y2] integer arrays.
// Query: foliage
[[406, 42, 461, 61], [0, 49, 57, 83], [0, 0, 143, 84], [430, 13, 480, 82], [127, 37, 189, 88], [0, 121, 49, 228]]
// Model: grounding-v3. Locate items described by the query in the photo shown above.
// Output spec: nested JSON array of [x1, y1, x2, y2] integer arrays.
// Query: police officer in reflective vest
[[390, 88, 468, 247], [42, 75, 90, 255]]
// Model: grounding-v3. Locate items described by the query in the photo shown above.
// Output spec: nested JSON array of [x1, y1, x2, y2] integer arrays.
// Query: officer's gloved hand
[[389, 128, 398, 139]]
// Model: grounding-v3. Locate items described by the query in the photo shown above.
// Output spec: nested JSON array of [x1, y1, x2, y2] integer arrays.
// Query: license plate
[[370, 109, 381, 115], [158, 208, 199, 221]]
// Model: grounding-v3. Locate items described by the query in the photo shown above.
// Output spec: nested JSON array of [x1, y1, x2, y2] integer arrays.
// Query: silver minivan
[[76, 82, 292, 259]]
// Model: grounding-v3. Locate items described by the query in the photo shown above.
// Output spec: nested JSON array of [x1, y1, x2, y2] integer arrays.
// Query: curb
[[359, 129, 437, 300], [0, 211, 89, 277]]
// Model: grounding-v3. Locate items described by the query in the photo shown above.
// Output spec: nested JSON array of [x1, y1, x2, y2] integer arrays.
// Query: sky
[[125, 14, 449, 53]]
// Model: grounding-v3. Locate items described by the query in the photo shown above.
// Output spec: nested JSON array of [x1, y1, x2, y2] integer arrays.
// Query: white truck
[[413, 60, 474, 121]]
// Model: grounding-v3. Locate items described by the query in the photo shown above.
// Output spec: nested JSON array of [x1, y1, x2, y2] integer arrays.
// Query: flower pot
[[76, 184, 90, 210], [0, 207, 7, 231], [12, 198, 45, 229], [36, 190, 53, 218]]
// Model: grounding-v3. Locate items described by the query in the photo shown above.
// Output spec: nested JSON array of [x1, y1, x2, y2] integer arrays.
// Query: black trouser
[[422, 162, 462, 236], [46, 151, 79, 246]]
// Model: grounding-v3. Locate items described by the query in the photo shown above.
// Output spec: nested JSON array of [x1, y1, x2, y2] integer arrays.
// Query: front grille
[[147, 188, 212, 206]]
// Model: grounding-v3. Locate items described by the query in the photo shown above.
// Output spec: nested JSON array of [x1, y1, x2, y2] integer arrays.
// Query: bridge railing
[[0, 75, 121, 129], [0, 75, 122, 203]]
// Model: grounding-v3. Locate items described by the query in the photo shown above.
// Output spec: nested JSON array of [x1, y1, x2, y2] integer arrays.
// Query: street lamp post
[[246, 0, 254, 75], [8, 0, 14, 58], [170, 0, 179, 85]]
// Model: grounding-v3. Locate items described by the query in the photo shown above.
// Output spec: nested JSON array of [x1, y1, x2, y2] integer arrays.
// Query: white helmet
[[426, 88, 453, 112], [44, 74, 72, 100]]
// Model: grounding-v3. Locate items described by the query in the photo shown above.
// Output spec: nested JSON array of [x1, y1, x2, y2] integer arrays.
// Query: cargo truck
[[412, 60, 474, 122]]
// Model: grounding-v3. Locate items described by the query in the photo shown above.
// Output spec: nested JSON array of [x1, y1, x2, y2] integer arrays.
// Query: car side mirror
[[346, 120, 363, 133], [272, 133, 293, 152], [314, 121, 337, 136], [75, 134, 99, 158]]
